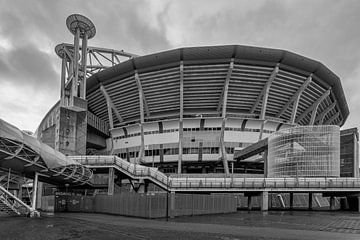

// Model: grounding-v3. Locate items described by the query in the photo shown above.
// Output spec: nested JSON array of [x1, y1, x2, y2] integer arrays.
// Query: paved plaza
[[0, 211, 359, 240]]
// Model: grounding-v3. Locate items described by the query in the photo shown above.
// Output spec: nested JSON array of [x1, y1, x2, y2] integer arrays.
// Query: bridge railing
[[168, 177, 360, 189], [71, 155, 360, 191], [71, 155, 169, 187]]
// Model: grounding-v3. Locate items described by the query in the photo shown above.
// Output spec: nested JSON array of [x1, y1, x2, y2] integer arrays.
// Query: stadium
[[0, 14, 359, 218], [38, 40, 353, 176]]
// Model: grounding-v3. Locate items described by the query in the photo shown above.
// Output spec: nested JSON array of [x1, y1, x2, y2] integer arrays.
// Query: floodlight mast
[[62, 14, 96, 107]]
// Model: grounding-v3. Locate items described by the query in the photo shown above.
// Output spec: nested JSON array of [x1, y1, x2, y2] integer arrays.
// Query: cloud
[[0, 0, 359, 131]]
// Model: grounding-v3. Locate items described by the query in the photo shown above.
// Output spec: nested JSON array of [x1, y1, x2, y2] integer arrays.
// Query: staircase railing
[[0, 185, 39, 216]]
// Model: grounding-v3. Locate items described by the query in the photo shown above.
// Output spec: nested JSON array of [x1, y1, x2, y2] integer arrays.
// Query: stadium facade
[[37, 41, 358, 177], [1, 14, 360, 217]]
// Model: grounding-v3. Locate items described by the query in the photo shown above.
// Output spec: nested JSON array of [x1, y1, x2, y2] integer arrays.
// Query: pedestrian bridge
[[71, 155, 360, 194]]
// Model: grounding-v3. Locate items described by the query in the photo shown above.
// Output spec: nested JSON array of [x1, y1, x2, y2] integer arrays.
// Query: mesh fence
[[268, 125, 340, 177]]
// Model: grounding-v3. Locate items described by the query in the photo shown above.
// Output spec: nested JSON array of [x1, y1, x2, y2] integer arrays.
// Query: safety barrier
[[71, 155, 360, 193]]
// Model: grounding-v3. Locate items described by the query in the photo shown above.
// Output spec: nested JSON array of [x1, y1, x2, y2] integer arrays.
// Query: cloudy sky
[[0, 0, 359, 132]]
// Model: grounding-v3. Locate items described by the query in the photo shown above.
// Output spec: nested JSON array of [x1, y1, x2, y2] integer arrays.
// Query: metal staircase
[[71, 155, 360, 193], [0, 185, 39, 217]]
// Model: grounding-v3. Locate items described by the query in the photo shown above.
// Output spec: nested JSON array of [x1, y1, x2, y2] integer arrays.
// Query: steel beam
[[134, 72, 150, 118], [217, 58, 234, 113], [296, 89, 330, 124], [218, 59, 234, 175], [178, 61, 184, 174], [315, 101, 336, 124], [99, 84, 123, 125], [276, 74, 312, 122], [250, 64, 279, 116], [135, 71, 145, 163], [324, 112, 340, 125]]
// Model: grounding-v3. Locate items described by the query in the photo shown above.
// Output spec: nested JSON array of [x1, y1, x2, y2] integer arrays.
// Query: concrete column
[[31, 172, 39, 209], [247, 196, 252, 211], [60, 57, 66, 106], [263, 150, 268, 178], [107, 167, 115, 195], [340, 197, 349, 210], [18, 180, 23, 200], [36, 182, 43, 210], [330, 196, 336, 210], [289, 193, 294, 210], [80, 34, 88, 99], [72, 28, 80, 101], [261, 191, 269, 211], [308, 193, 313, 210]]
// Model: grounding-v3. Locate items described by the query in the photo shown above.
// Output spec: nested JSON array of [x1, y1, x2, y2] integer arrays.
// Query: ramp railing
[[71, 155, 360, 192], [71, 155, 169, 189]]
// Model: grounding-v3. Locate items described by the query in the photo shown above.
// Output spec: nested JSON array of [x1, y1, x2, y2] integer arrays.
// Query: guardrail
[[71, 155, 360, 192], [70, 155, 169, 188]]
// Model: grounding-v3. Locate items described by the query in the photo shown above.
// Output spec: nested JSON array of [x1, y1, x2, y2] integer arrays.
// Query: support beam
[[72, 28, 80, 102], [308, 193, 313, 210], [135, 71, 145, 163], [108, 167, 115, 195], [296, 89, 331, 124], [217, 58, 234, 113], [324, 112, 340, 125], [309, 90, 331, 125], [247, 196, 252, 211], [31, 172, 39, 210], [134, 71, 150, 117], [330, 196, 336, 210], [261, 191, 269, 211], [60, 57, 66, 106], [315, 101, 336, 124], [218, 59, 234, 175], [80, 34, 88, 99], [99, 84, 123, 125], [250, 64, 279, 115], [178, 61, 184, 174], [276, 74, 312, 122]]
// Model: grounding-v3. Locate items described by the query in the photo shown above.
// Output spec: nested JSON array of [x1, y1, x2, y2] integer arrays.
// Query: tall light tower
[[54, 14, 96, 156]]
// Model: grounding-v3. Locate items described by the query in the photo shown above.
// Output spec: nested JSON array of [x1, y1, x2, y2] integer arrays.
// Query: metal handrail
[[71, 155, 360, 191]]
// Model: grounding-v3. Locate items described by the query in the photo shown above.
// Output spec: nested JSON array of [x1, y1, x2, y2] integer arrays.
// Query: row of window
[[117, 147, 235, 159], [113, 127, 275, 140]]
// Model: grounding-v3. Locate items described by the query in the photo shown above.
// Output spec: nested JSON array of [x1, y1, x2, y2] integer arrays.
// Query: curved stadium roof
[[86, 45, 349, 127]]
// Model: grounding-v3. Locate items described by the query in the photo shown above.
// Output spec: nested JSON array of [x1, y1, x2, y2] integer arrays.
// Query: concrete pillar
[[247, 196, 252, 211], [107, 167, 115, 195], [169, 192, 176, 218], [289, 192, 294, 210], [340, 198, 349, 210], [261, 191, 269, 211], [36, 182, 43, 210], [346, 196, 360, 212], [18, 181, 23, 200], [308, 193, 313, 210], [330, 196, 336, 210], [31, 172, 39, 209]]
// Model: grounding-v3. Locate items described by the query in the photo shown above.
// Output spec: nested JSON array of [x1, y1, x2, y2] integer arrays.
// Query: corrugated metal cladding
[[86, 45, 349, 127], [53, 193, 236, 218]]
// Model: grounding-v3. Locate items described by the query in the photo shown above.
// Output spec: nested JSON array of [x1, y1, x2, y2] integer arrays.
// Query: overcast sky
[[0, 0, 359, 132]]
